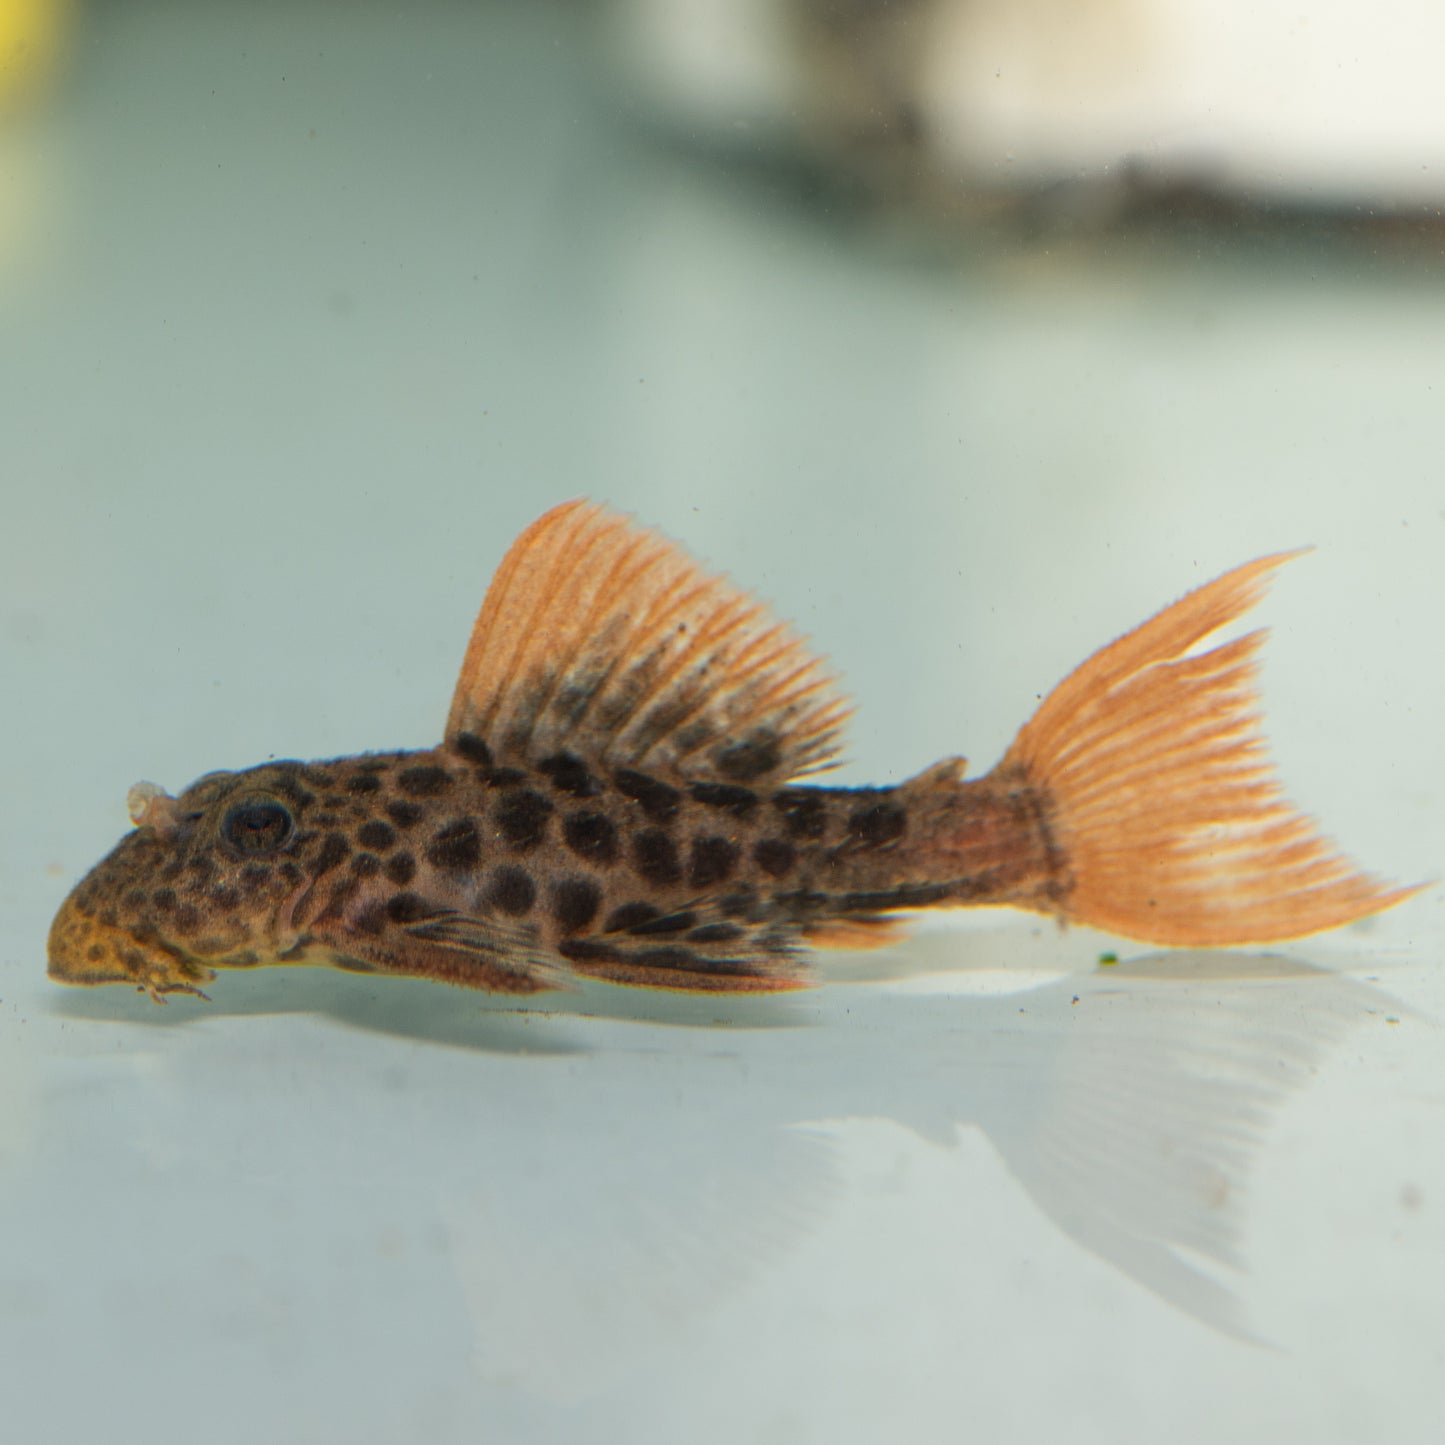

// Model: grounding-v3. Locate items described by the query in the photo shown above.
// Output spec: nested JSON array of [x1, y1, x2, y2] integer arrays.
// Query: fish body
[[50, 745, 1053, 999], [48, 502, 1416, 1002]]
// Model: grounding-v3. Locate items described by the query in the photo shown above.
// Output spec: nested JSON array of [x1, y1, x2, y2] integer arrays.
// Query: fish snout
[[47, 889, 214, 1002]]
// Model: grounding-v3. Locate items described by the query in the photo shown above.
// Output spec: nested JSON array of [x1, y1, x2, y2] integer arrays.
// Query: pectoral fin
[[555, 898, 809, 993], [315, 910, 570, 995]]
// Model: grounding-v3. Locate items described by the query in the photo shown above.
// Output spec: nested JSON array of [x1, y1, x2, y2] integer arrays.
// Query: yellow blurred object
[[0, 0, 70, 109], [0, 0, 70, 289]]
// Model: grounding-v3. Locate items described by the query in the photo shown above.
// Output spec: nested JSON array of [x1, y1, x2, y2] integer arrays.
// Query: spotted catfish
[[49, 502, 1417, 1002]]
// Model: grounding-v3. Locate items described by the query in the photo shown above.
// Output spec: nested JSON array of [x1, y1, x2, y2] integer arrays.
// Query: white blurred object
[[610, 0, 1445, 210]]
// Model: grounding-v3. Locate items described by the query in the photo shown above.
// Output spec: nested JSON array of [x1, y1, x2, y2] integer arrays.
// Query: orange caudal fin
[[999, 553, 1421, 946]]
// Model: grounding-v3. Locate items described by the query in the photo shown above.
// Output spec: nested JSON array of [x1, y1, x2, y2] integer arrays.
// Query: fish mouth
[[48, 890, 216, 1002]]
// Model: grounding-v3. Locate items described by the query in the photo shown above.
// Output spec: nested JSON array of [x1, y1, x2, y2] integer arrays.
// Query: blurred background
[[2, 3, 1442, 1443], [613, 0, 1445, 239]]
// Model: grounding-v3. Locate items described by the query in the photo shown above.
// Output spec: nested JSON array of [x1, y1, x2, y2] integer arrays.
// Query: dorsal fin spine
[[590, 574, 704, 761], [518, 522, 641, 744], [608, 582, 768, 768], [448, 501, 600, 741], [558, 533, 670, 735]]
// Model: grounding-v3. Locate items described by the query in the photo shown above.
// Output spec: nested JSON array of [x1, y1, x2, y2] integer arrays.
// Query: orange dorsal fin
[[1000, 552, 1421, 945], [446, 501, 852, 784]]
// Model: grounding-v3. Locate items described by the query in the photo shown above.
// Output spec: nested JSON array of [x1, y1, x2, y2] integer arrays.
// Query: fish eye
[[220, 797, 295, 856]]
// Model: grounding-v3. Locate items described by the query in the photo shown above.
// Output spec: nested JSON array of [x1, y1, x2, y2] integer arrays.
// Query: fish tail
[[995, 553, 1420, 946]]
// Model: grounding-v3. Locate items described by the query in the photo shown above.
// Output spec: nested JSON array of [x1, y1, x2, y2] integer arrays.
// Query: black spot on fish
[[356, 819, 396, 852], [426, 818, 482, 872], [674, 719, 713, 754], [351, 853, 382, 878], [385, 800, 425, 829], [774, 888, 830, 915], [558, 938, 621, 965], [87, 943, 105, 962], [332, 955, 377, 973], [314, 833, 351, 876], [174, 904, 202, 933], [629, 910, 697, 936], [344, 772, 383, 795], [384, 852, 416, 886], [496, 789, 552, 851], [451, 731, 494, 767], [564, 810, 619, 866], [718, 888, 759, 920], [486, 866, 536, 917], [185, 856, 217, 884], [635, 946, 709, 972], [397, 765, 452, 797], [549, 674, 606, 729], [689, 782, 759, 819], [551, 877, 602, 933], [633, 828, 681, 886], [238, 864, 270, 894], [483, 767, 527, 788], [773, 790, 828, 840], [848, 801, 907, 848], [689, 836, 740, 889], [714, 734, 780, 782], [210, 885, 240, 910], [284, 766, 326, 797], [753, 838, 795, 878], [605, 901, 661, 932], [386, 892, 437, 924], [537, 752, 600, 798], [689, 923, 744, 944], [614, 769, 682, 824], [153, 888, 177, 913]]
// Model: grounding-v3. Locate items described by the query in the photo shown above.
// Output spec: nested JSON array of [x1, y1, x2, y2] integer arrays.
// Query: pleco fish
[[49, 502, 1417, 1003]]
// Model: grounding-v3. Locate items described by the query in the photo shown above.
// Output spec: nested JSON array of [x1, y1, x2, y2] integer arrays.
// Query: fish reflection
[[50, 938, 1404, 1388]]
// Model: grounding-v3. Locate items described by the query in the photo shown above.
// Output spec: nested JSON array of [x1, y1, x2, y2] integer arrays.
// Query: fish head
[[48, 762, 329, 1000]]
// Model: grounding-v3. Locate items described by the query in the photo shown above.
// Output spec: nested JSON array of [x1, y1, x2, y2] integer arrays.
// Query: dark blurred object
[[604, 0, 1445, 246]]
